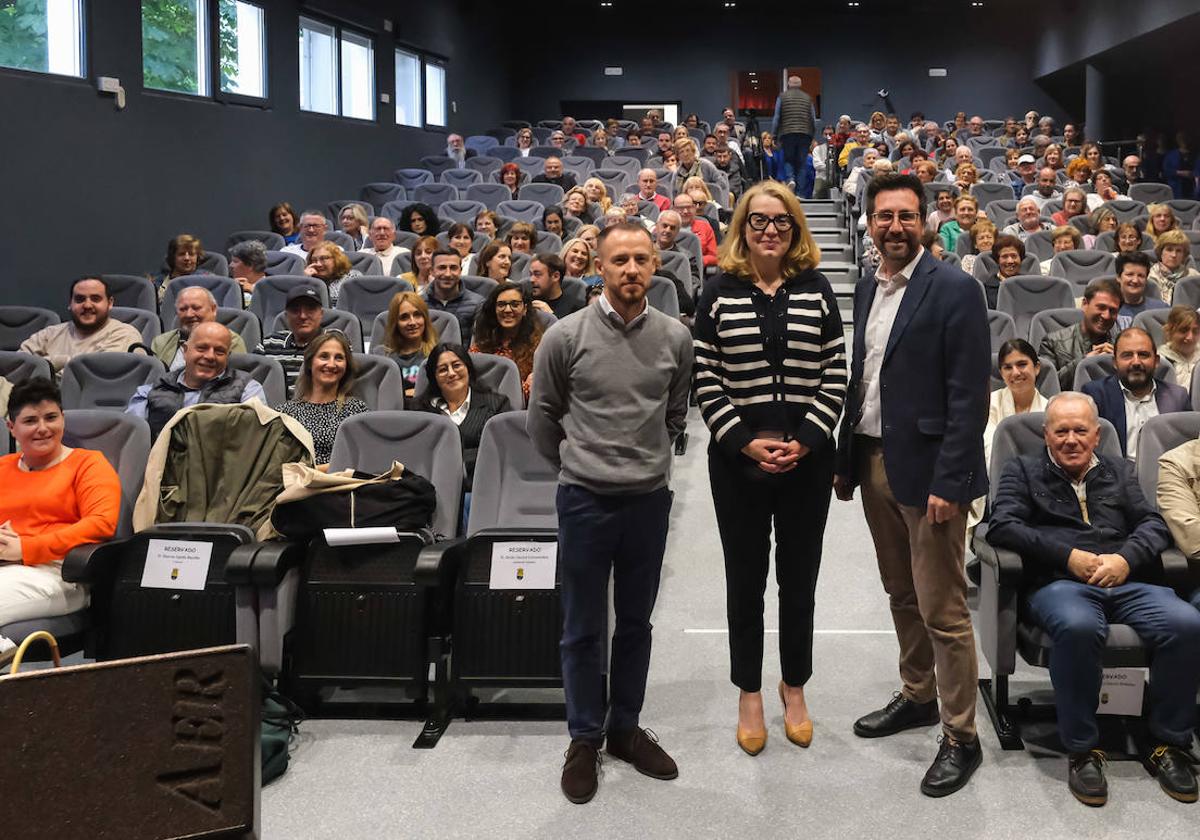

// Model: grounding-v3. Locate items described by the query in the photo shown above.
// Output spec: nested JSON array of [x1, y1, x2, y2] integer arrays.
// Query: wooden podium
[[0, 645, 259, 840]]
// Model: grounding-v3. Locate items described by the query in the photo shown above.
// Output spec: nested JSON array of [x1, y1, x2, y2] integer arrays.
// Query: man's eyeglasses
[[869, 211, 922, 226], [746, 213, 795, 232]]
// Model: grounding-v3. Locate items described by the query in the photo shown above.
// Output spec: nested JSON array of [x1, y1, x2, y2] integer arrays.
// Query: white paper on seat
[[489, 542, 557, 590], [323, 527, 401, 546], [1097, 668, 1146, 716], [140, 539, 213, 591]]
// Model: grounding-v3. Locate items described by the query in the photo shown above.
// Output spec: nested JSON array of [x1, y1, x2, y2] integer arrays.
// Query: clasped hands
[[742, 438, 809, 474], [0, 520, 22, 563], [1067, 548, 1130, 588]]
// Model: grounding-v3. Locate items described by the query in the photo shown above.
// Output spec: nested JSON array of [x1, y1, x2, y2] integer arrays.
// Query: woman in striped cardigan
[[694, 180, 848, 757]]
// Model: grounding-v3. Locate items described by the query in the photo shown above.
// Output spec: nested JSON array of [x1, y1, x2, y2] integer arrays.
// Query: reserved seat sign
[[489, 541, 557, 590], [141, 539, 214, 591]]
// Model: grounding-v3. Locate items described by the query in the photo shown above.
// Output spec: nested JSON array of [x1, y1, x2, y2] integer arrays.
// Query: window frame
[[298, 11, 377, 124], [422, 58, 446, 129], [139, 0, 211, 98], [393, 45, 422, 130], [0, 0, 90, 83], [211, 0, 269, 107]]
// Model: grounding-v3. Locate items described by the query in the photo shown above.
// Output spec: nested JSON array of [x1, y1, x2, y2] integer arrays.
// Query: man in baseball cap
[[1010, 153, 1039, 192], [255, 285, 331, 397]]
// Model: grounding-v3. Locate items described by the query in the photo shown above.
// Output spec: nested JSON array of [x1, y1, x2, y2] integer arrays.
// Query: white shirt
[[361, 243, 409, 276], [855, 247, 924, 437], [1121, 380, 1158, 461], [282, 242, 310, 257], [434, 388, 472, 426], [597, 290, 648, 331], [1049, 447, 1101, 523]]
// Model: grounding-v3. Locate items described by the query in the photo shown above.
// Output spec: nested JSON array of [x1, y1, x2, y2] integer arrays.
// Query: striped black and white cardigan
[[693, 269, 847, 457]]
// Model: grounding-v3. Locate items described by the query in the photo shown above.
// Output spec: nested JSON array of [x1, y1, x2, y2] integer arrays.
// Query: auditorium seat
[[1136, 413, 1200, 503], [496, 199, 544, 224], [359, 182, 406, 214], [985, 200, 1018, 226], [160, 275, 242, 327], [249, 276, 329, 327], [226, 353, 288, 405], [647, 275, 681, 318], [1021, 230, 1057, 261], [534, 231, 563, 253], [1049, 250, 1116, 292], [1074, 353, 1175, 390], [1102, 198, 1147, 223], [421, 156, 458, 178], [326, 199, 374, 222], [197, 252, 230, 276], [325, 230, 355, 252], [216, 307, 262, 351], [972, 253, 1041, 283], [461, 275, 498, 298], [413, 182, 458, 209], [1131, 307, 1172, 349], [593, 168, 633, 197], [604, 157, 641, 181], [562, 156, 595, 181], [1093, 230, 1155, 253], [0, 350, 53, 387], [1170, 276, 1200, 309], [1165, 199, 1200, 228], [1128, 183, 1174, 205], [995, 275, 1075, 339], [346, 251, 384, 276], [438, 199, 488, 225], [100, 274, 158, 313], [440, 169, 482, 191], [519, 183, 565, 207], [394, 168, 434, 190], [60, 353, 165, 410], [269, 309, 363, 353], [265, 250, 306, 276], [489, 146, 519, 162], [110, 306, 161, 346], [465, 183, 512, 210], [658, 250, 694, 289], [336, 276, 415, 337], [349, 354, 405, 410], [615, 147, 650, 165], [0, 305, 59, 351], [416, 353, 522, 409], [465, 156, 502, 181], [224, 230, 285, 253], [987, 310, 1017, 356], [513, 157, 545, 178], [371, 307, 460, 349], [1029, 307, 1083, 350]]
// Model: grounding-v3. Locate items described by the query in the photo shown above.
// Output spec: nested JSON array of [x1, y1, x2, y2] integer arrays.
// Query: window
[[394, 48, 420, 128], [142, 0, 209, 96], [424, 61, 446, 128], [0, 0, 84, 77], [299, 15, 374, 121], [218, 0, 265, 99]]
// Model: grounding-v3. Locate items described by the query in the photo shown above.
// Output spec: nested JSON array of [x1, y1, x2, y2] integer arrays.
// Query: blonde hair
[[718, 181, 820, 278], [559, 238, 597, 276], [383, 291, 439, 356], [1155, 229, 1190, 259], [583, 177, 612, 213], [339, 203, 369, 231], [683, 176, 713, 202]]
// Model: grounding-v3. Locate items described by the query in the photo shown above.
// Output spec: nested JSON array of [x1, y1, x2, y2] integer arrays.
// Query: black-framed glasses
[[746, 213, 795, 232], [869, 211, 922, 226], [495, 300, 525, 311]]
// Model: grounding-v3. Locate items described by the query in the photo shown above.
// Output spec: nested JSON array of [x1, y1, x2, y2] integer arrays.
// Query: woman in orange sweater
[[0, 378, 120, 626]]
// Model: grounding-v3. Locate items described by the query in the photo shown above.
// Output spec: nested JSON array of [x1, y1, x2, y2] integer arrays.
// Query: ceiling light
[[848, 1, 860, 6]]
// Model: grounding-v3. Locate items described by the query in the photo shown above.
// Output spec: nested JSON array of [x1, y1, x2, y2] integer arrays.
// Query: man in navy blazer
[[834, 173, 990, 798], [1080, 328, 1190, 459]]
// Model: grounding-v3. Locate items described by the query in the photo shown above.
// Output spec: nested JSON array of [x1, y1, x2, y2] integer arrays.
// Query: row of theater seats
[[0, 406, 561, 746]]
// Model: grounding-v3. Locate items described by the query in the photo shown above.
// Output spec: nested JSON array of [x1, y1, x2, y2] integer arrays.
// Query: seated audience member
[[229, 239, 268, 306], [1043, 143, 1065, 171], [944, 145, 974, 182], [559, 238, 599, 285], [1010, 154, 1038, 192], [530, 253, 584, 319], [843, 147, 879, 206], [127, 322, 265, 439], [470, 281, 544, 403], [534, 156, 577, 192], [397, 203, 439, 237], [1039, 226, 1083, 275], [338, 204, 370, 251], [1091, 170, 1122, 204], [600, 207, 627, 229], [1085, 207, 1117, 250], [927, 188, 956, 229], [1040, 278, 1121, 391], [1159, 430, 1200, 582], [576, 224, 600, 255], [1159, 305, 1200, 387], [637, 168, 671, 212], [712, 146, 744, 202], [281, 211, 328, 257], [583, 178, 613, 216], [421, 248, 484, 347], [154, 234, 210, 296], [475, 210, 499, 240], [151, 286, 247, 370], [838, 123, 871, 169], [1146, 204, 1182, 244], [413, 344, 512, 490], [981, 235, 1026, 309], [379, 291, 439, 401], [1114, 251, 1166, 330], [305, 241, 360, 306], [619, 194, 655, 232], [506, 222, 537, 256], [683, 177, 727, 228], [446, 223, 477, 274], [1004, 197, 1053, 241], [1051, 188, 1090, 226], [563, 187, 595, 226], [256, 286, 328, 395], [912, 159, 938, 185], [938, 194, 979, 253], [988, 392, 1200, 807], [625, 129, 642, 148], [445, 133, 476, 168], [279, 331, 368, 466], [0, 378, 120, 626], [0, 376, 9, 417], [1065, 159, 1099, 203], [270, 202, 301, 245], [561, 116, 586, 147], [542, 206, 566, 239], [1149, 230, 1200, 304], [362, 216, 409, 276], [498, 162, 524, 199], [399, 235, 438, 292], [513, 127, 535, 156], [1080, 328, 1189, 458], [671, 138, 721, 194], [701, 133, 720, 159], [954, 162, 979, 194], [1123, 155, 1143, 186], [960, 220, 996, 276], [673, 192, 717, 267], [476, 240, 513, 282], [655, 209, 701, 289], [1028, 167, 1063, 211], [547, 130, 567, 151], [1115, 222, 1145, 256], [591, 127, 616, 155], [20, 276, 142, 373]]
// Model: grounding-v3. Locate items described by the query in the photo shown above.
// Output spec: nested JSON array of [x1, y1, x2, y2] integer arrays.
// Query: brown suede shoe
[[605, 728, 679, 780], [561, 739, 602, 804]]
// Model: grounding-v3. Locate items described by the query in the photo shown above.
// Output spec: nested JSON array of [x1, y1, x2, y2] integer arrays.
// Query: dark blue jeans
[[557, 483, 672, 741], [781, 132, 812, 196], [1026, 579, 1200, 752]]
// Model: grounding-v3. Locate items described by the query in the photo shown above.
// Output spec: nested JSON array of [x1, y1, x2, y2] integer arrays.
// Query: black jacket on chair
[[835, 249, 991, 507]]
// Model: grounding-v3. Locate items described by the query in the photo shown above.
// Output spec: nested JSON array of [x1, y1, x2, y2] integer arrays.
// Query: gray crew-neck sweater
[[527, 301, 694, 495]]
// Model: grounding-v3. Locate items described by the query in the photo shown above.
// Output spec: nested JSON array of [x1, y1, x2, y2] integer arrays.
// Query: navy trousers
[[557, 483, 672, 742], [781, 132, 813, 195], [1026, 579, 1200, 752]]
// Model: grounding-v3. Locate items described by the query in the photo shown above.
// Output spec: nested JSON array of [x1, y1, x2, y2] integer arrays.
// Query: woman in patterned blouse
[[469, 281, 543, 404], [279, 331, 368, 467]]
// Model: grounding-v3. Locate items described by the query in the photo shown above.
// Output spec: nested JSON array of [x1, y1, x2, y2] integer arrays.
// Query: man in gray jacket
[[528, 222, 693, 805], [1038, 278, 1120, 391]]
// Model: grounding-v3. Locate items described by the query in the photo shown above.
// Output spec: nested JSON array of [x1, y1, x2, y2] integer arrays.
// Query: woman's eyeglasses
[[746, 213, 795, 232]]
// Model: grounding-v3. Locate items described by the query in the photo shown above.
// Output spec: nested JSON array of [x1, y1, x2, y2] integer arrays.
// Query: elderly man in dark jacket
[[988, 391, 1200, 808]]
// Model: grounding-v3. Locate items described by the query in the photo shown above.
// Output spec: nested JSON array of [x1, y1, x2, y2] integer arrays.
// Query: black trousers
[[708, 442, 834, 692]]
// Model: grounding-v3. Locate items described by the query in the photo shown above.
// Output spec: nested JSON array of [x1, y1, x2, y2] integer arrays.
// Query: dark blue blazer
[[1079, 375, 1190, 456], [835, 250, 991, 507]]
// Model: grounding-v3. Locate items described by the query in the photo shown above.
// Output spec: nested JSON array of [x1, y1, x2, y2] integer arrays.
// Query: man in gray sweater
[[528, 222, 694, 805]]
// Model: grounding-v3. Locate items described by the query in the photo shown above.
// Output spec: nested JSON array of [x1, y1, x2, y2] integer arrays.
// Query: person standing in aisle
[[834, 173, 990, 798], [771, 76, 817, 197], [694, 181, 846, 755], [528, 222, 694, 805]]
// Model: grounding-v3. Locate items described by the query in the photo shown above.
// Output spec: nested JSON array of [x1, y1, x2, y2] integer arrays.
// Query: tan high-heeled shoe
[[779, 681, 813, 747], [737, 693, 768, 755]]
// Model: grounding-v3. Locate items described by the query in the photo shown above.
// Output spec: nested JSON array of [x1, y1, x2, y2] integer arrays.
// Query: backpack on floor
[[261, 674, 304, 785]]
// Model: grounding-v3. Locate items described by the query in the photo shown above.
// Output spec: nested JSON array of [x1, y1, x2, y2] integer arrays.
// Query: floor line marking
[[682, 629, 894, 635]]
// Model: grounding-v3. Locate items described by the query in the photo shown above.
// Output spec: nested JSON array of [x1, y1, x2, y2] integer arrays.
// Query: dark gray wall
[[509, 8, 1062, 130], [0, 0, 511, 311]]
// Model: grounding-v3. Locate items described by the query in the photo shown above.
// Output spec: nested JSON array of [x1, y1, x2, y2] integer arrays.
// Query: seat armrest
[[414, 538, 468, 590], [62, 540, 129, 584], [972, 526, 1026, 586], [246, 540, 307, 587], [1159, 547, 1200, 595]]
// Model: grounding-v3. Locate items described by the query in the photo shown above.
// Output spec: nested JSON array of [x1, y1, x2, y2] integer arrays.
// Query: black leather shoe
[[920, 735, 982, 797], [1068, 750, 1108, 807], [1148, 745, 1199, 803], [853, 692, 940, 738], [561, 739, 602, 804]]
